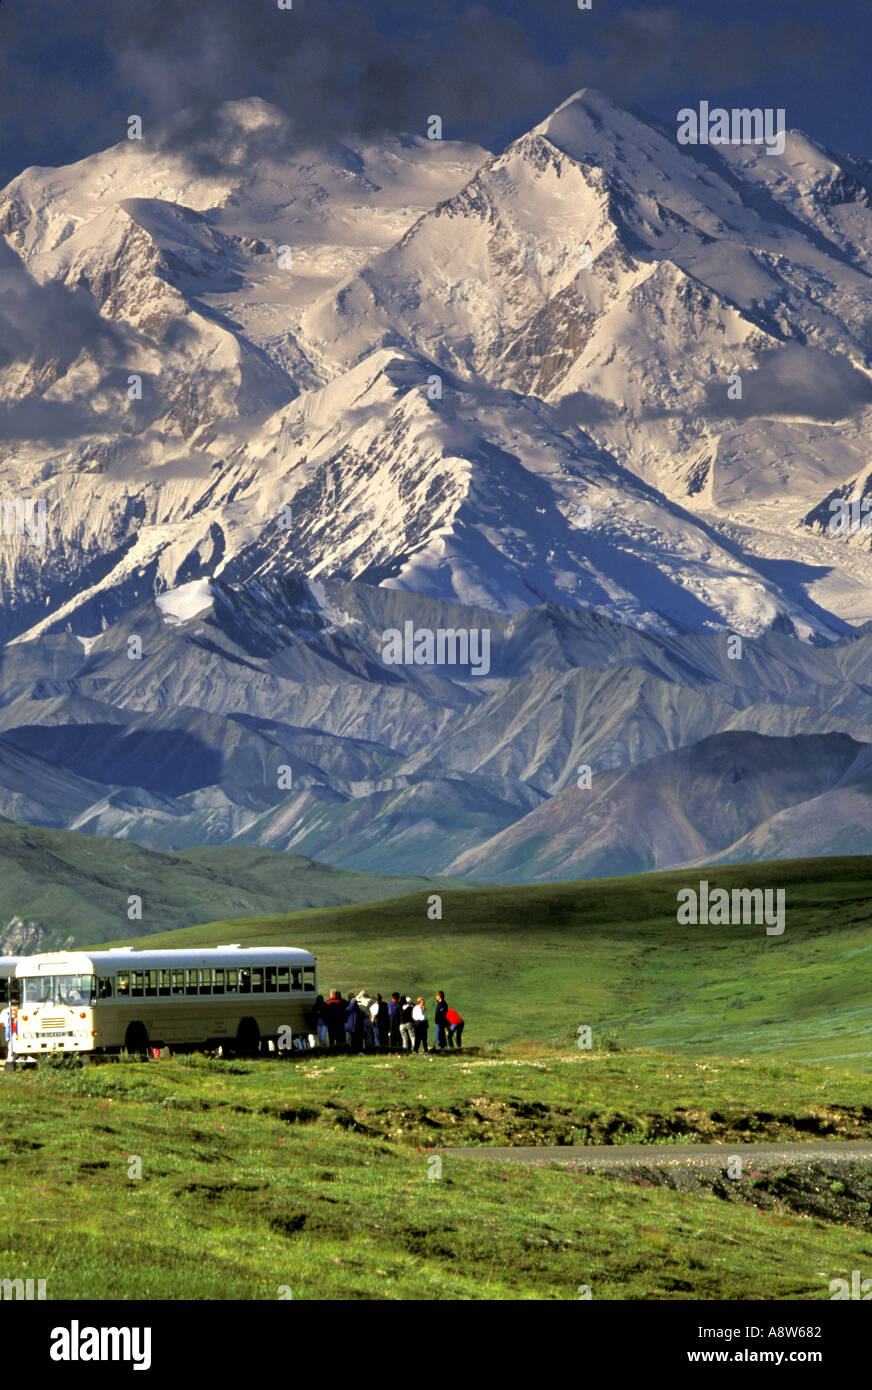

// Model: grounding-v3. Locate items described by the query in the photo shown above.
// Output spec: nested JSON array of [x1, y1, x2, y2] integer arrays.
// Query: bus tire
[[236, 1018, 260, 1057], [125, 1023, 149, 1059]]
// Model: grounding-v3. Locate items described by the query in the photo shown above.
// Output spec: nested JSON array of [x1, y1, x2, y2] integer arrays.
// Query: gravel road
[[447, 1141, 872, 1168]]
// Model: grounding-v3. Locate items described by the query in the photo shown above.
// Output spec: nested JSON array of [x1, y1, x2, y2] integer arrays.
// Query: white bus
[[14, 946, 318, 1057]]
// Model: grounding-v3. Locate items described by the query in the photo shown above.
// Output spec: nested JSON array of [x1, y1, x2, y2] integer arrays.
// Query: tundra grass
[[1, 1050, 871, 1301], [111, 855, 872, 1070]]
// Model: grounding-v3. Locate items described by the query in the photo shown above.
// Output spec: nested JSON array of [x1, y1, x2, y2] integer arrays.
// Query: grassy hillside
[[111, 854, 872, 1071], [0, 818, 469, 952]]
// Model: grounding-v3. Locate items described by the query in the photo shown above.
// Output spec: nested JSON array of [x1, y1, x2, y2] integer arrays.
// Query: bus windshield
[[21, 974, 95, 1006]]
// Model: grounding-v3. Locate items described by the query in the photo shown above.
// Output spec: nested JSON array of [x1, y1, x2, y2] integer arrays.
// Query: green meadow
[[3, 855, 870, 1300], [112, 856, 872, 1070], [1, 1049, 871, 1301]]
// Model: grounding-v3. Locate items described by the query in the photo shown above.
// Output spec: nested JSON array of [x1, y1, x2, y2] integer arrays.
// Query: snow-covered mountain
[[2, 90, 872, 648], [0, 99, 489, 641], [3, 89, 872, 879]]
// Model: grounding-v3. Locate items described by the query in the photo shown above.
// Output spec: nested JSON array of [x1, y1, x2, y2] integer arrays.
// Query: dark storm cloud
[[97, 447, 217, 483], [552, 391, 621, 429], [147, 103, 304, 177], [117, 1, 578, 168], [701, 346, 872, 424], [0, 0, 853, 184], [0, 396, 107, 444], [0, 242, 167, 445], [551, 347, 872, 432], [595, 6, 841, 100], [114, 0, 847, 161], [0, 237, 126, 366]]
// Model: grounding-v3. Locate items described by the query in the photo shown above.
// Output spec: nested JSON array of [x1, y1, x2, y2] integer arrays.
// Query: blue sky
[[1, 0, 870, 184]]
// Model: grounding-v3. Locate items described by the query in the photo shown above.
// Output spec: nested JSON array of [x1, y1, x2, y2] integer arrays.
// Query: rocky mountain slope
[[0, 574, 870, 876]]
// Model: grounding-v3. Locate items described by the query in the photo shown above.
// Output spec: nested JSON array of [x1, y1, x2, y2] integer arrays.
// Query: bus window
[[277, 967, 290, 993], [265, 967, 277, 993], [22, 977, 54, 1005], [118, 971, 130, 998], [303, 967, 316, 992], [199, 969, 212, 996], [213, 970, 224, 995], [98, 977, 114, 999], [252, 968, 264, 995], [291, 968, 302, 991], [131, 972, 144, 998], [159, 970, 171, 997], [185, 970, 198, 997], [56, 976, 94, 1006], [145, 971, 158, 998], [226, 969, 238, 994], [238, 969, 251, 994], [171, 970, 185, 996]]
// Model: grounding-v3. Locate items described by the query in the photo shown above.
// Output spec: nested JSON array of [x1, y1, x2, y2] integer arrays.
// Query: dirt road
[[448, 1140, 872, 1168]]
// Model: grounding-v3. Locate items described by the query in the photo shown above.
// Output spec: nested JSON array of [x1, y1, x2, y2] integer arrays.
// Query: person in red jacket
[[323, 989, 346, 1048], [445, 1006, 464, 1050]]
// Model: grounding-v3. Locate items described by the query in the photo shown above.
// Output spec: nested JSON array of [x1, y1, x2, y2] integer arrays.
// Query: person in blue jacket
[[434, 991, 449, 1050], [388, 992, 401, 1048], [345, 992, 364, 1052]]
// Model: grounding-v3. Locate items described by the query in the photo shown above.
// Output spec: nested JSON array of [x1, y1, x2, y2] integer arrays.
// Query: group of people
[[309, 990, 464, 1053]]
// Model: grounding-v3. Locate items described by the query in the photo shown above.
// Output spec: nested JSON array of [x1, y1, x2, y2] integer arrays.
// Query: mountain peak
[[544, 87, 625, 120], [528, 86, 666, 169]]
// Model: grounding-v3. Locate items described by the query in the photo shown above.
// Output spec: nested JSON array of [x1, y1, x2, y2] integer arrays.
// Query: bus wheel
[[236, 1018, 260, 1057], [125, 1023, 149, 1059]]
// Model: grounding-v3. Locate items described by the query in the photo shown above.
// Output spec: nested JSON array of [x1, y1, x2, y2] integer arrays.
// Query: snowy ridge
[[1, 89, 872, 650]]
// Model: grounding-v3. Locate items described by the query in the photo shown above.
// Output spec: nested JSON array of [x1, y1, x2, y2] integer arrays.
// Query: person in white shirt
[[357, 991, 374, 1049], [370, 993, 388, 1048], [1, 1003, 17, 1060], [412, 997, 428, 1053]]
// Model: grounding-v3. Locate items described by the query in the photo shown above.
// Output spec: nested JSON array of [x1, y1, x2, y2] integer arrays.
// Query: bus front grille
[[39, 1017, 65, 1031]]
